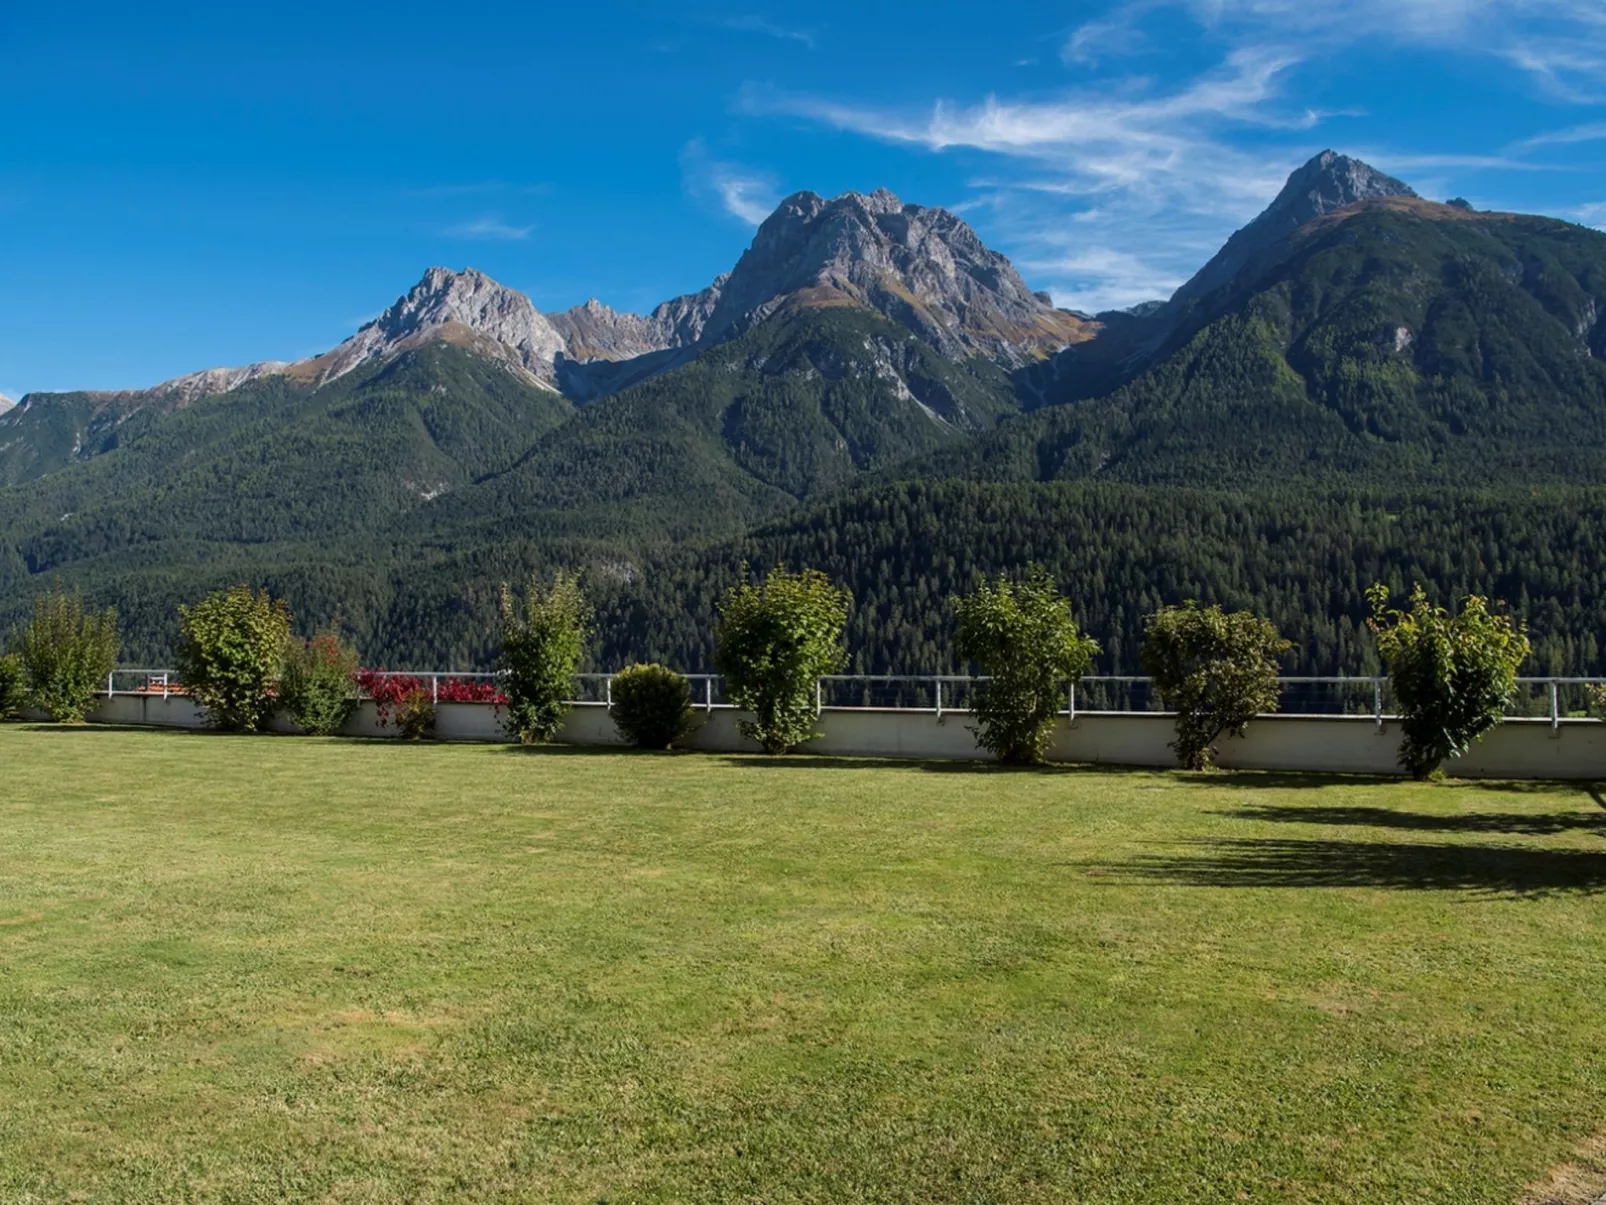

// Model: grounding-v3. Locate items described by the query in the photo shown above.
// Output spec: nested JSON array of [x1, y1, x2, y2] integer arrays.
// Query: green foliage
[[1140, 602, 1291, 770], [609, 663, 697, 750], [280, 632, 360, 736], [176, 586, 292, 732], [952, 567, 1099, 765], [9, 585, 119, 722], [0, 653, 25, 718], [499, 571, 591, 744], [1367, 584, 1531, 778], [394, 688, 436, 741], [714, 567, 850, 755]]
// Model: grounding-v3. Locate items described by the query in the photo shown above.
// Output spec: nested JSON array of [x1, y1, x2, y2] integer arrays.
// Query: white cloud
[[1563, 201, 1606, 228], [681, 139, 782, 226], [746, 0, 1606, 311], [744, 51, 1312, 307], [1069, 0, 1606, 99], [444, 215, 534, 240], [1026, 248, 1188, 314], [723, 15, 815, 47], [1517, 121, 1606, 148]]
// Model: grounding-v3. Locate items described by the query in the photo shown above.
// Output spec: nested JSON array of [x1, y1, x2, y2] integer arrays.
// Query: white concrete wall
[[21, 695, 1604, 780]]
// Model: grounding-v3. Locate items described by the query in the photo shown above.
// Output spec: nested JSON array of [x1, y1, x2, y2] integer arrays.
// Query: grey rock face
[[318, 266, 570, 389], [0, 393, 13, 415], [694, 188, 1085, 364], [1167, 151, 1418, 311]]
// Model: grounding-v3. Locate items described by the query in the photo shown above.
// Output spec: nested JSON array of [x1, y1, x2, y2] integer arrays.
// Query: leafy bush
[[10, 585, 120, 722], [1367, 584, 1530, 779], [393, 688, 436, 741], [610, 663, 697, 749], [715, 567, 850, 755], [176, 586, 291, 732], [500, 572, 591, 744], [1140, 601, 1291, 770], [280, 633, 360, 736], [0, 653, 25, 719], [953, 568, 1098, 765]]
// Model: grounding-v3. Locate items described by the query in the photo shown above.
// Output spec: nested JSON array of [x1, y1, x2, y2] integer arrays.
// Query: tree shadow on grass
[[1217, 803, 1606, 837], [1199, 770, 1404, 791], [717, 754, 1113, 775], [1088, 837, 1606, 895]]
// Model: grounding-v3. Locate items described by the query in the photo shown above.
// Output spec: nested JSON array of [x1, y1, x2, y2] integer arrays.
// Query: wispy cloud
[[1516, 121, 1606, 148], [680, 139, 781, 226], [1068, 0, 1606, 101], [744, 50, 1307, 308], [746, 0, 1606, 311], [1563, 201, 1606, 229], [723, 14, 815, 48], [444, 215, 534, 240]]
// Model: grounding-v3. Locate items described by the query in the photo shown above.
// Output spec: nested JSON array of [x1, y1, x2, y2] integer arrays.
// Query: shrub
[[176, 586, 292, 732], [610, 663, 697, 749], [499, 571, 591, 744], [1367, 584, 1530, 779], [280, 633, 360, 736], [393, 688, 437, 741], [0, 653, 25, 719], [1140, 601, 1291, 770], [715, 567, 850, 755], [10, 585, 120, 722], [953, 567, 1098, 765]]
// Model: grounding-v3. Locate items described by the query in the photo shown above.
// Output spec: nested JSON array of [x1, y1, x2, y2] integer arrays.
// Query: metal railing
[[103, 670, 1606, 728]]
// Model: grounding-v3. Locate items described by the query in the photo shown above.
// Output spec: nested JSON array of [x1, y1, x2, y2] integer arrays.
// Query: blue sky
[[3, 0, 1604, 397]]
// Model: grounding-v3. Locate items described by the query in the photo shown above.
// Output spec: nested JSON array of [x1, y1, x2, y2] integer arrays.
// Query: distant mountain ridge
[[9, 187, 1088, 422], [3, 148, 1606, 671]]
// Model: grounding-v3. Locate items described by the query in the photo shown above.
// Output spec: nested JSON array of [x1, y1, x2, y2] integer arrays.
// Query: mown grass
[[3, 725, 1606, 1203]]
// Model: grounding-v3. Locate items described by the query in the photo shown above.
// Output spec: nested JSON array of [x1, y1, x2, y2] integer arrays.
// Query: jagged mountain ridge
[[14, 188, 1084, 412]]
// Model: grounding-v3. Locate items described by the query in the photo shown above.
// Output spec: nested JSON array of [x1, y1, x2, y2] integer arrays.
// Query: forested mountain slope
[[0, 343, 573, 576], [947, 201, 1606, 487], [591, 481, 1606, 679]]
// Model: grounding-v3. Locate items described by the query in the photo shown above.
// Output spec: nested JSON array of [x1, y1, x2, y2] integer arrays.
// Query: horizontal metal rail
[[101, 670, 1606, 726]]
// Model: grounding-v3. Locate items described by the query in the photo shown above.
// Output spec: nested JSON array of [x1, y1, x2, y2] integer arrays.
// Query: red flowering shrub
[[356, 670, 506, 731]]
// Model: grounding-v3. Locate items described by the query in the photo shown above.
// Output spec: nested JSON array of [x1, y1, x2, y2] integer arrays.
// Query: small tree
[[610, 663, 697, 750], [280, 632, 360, 736], [952, 567, 1098, 765], [176, 586, 292, 732], [500, 571, 591, 744], [1367, 584, 1530, 779], [1140, 601, 1291, 770], [714, 567, 850, 755], [11, 585, 120, 722], [0, 653, 25, 719]]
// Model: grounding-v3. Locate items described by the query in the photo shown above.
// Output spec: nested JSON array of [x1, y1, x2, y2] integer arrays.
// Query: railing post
[[1373, 679, 1383, 733], [935, 679, 943, 720], [816, 678, 823, 716], [1069, 681, 1077, 724], [431, 674, 439, 706], [605, 676, 613, 708], [106, 671, 114, 698], [1551, 680, 1560, 732], [705, 676, 714, 714]]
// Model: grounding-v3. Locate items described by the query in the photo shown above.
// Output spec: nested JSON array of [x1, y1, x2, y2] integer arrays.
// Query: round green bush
[[609, 663, 696, 750]]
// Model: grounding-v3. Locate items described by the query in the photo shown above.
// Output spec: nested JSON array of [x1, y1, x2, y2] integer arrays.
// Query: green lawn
[[3, 726, 1606, 1203]]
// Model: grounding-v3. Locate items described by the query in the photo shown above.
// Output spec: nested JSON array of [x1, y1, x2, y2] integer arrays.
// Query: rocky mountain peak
[[0, 393, 14, 414], [1167, 150, 1418, 311], [314, 266, 569, 389], [697, 187, 1089, 363], [1267, 150, 1417, 228]]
